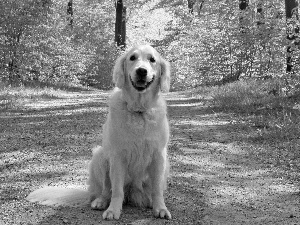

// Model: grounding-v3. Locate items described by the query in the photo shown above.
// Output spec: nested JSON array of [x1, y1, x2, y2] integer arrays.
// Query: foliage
[[210, 79, 283, 111], [0, 83, 65, 109], [0, 0, 117, 89], [161, 0, 287, 90], [205, 79, 300, 144], [0, 0, 51, 81], [0, 0, 299, 92]]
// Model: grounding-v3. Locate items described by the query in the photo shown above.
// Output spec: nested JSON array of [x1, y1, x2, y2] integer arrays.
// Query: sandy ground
[[1, 90, 300, 225]]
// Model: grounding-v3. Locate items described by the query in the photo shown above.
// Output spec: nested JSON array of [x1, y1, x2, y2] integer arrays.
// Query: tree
[[218, 0, 250, 85], [115, 0, 126, 48], [0, 0, 51, 82], [239, 0, 249, 33], [197, 0, 205, 16], [187, 0, 196, 13], [256, 0, 264, 27], [67, 0, 73, 27], [0, 0, 117, 88], [285, 0, 299, 73], [159, 0, 285, 89]]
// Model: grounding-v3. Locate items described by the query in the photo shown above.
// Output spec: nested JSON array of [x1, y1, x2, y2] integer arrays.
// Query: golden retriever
[[88, 45, 171, 220]]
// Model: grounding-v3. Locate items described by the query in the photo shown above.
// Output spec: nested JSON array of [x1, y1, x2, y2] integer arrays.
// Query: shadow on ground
[[166, 92, 300, 224], [1, 91, 300, 225]]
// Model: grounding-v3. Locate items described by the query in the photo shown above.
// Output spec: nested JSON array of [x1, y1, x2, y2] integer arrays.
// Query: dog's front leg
[[149, 150, 171, 219], [102, 156, 125, 220]]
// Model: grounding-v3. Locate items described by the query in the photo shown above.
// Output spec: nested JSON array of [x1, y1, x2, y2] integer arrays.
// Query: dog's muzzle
[[130, 68, 155, 92]]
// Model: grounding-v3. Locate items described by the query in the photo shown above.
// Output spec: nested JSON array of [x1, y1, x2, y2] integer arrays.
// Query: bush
[[210, 79, 283, 111], [207, 78, 300, 143]]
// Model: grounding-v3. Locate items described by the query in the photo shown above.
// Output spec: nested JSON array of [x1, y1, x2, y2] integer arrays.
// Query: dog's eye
[[149, 57, 156, 63], [130, 55, 136, 61]]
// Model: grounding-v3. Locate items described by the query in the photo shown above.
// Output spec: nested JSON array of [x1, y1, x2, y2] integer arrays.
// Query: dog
[[26, 45, 171, 220], [88, 45, 171, 220]]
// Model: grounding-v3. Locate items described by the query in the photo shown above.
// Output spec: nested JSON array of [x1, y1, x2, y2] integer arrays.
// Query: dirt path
[[167, 92, 300, 225], [1, 90, 299, 225]]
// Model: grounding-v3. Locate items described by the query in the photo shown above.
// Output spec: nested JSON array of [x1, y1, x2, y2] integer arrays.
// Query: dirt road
[[1, 90, 299, 225]]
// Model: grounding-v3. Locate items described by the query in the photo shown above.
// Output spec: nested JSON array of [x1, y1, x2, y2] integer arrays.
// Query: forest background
[[1, 0, 299, 89], [1, 0, 300, 151]]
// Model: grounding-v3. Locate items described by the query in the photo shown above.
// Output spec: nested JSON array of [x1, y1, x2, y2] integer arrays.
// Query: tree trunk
[[234, 0, 249, 81], [218, 0, 249, 85], [187, 0, 196, 13], [199, 0, 204, 12], [256, 0, 264, 26], [285, 0, 299, 73], [7, 28, 22, 82], [115, 0, 126, 49], [239, 0, 249, 33], [67, 0, 73, 27], [196, 0, 205, 16]]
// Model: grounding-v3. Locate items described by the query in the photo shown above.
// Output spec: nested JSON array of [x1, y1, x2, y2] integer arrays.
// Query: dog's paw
[[102, 208, 121, 220], [91, 197, 109, 210], [153, 208, 171, 220]]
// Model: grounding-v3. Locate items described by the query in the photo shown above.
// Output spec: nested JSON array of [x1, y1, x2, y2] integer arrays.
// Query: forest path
[[126, 0, 177, 47], [1, 90, 299, 225]]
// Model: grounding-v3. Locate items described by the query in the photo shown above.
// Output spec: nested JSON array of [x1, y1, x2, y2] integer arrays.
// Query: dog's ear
[[112, 53, 127, 89], [160, 57, 171, 93]]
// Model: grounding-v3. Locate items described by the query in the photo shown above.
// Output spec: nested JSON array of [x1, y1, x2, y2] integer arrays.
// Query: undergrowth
[[0, 82, 76, 110], [202, 79, 300, 144], [210, 79, 284, 111]]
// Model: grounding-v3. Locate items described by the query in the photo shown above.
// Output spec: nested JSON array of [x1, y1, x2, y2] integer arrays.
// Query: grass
[[195, 79, 300, 144], [191, 78, 300, 184], [0, 79, 97, 110], [250, 107, 300, 141], [210, 79, 284, 111], [0, 82, 75, 110]]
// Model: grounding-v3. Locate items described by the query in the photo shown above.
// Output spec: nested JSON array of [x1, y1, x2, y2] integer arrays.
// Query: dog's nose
[[136, 68, 147, 78]]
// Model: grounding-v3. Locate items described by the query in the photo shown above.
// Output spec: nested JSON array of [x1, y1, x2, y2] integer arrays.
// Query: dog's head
[[113, 45, 170, 93]]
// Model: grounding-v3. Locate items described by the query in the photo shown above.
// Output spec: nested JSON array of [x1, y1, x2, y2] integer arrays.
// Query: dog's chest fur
[[105, 89, 168, 172]]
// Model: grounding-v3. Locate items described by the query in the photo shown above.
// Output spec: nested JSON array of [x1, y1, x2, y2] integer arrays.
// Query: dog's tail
[[26, 187, 90, 207]]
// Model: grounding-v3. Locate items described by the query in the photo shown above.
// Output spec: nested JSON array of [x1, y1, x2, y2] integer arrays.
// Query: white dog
[[27, 45, 171, 220], [88, 45, 171, 220]]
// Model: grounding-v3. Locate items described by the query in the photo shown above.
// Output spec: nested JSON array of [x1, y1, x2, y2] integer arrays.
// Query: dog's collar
[[129, 108, 146, 114], [126, 108, 158, 129], [133, 110, 144, 114]]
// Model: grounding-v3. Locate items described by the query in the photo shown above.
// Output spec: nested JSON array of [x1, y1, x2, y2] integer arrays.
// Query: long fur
[[26, 45, 171, 220], [26, 187, 89, 207]]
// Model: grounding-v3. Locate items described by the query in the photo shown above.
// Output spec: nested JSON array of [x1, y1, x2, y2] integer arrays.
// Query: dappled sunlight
[[2, 89, 300, 224], [208, 185, 259, 206], [127, 1, 175, 46], [219, 143, 246, 155], [268, 183, 299, 193], [171, 118, 231, 127], [23, 98, 104, 110], [168, 90, 300, 224], [172, 153, 226, 171], [20, 91, 109, 110], [207, 175, 300, 206], [0, 106, 108, 120], [168, 101, 204, 107], [233, 168, 270, 177], [205, 174, 300, 223]]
